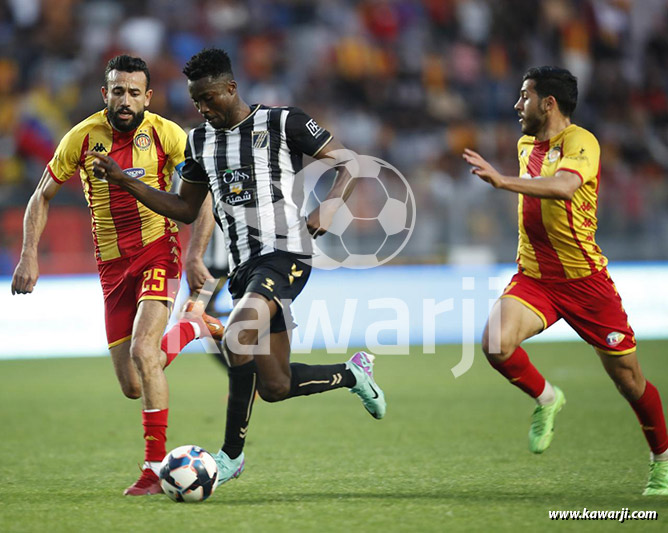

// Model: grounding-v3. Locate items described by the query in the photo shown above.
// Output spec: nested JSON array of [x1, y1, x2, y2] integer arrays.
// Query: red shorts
[[501, 268, 636, 355], [98, 234, 182, 348]]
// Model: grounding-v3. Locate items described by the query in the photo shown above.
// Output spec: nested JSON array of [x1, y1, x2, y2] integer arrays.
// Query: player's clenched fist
[[87, 151, 127, 185], [11, 254, 39, 294]]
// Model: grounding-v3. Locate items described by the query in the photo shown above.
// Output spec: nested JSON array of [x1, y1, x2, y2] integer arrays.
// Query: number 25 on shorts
[[141, 268, 166, 293]]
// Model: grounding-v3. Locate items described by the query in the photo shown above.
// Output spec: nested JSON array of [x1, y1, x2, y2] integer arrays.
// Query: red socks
[[630, 381, 668, 455], [491, 348, 668, 456], [142, 408, 169, 463], [490, 346, 546, 398], [161, 321, 197, 368]]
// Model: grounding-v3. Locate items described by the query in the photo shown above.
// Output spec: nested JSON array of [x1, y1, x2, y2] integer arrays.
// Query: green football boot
[[643, 460, 668, 496], [347, 351, 386, 419], [528, 386, 566, 454]]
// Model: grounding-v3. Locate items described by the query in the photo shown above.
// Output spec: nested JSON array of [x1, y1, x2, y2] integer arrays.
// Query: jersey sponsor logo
[[305, 118, 322, 137], [92, 142, 107, 152], [606, 331, 625, 347], [134, 132, 152, 151], [547, 146, 561, 163], [252, 130, 269, 149], [224, 189, 254, 206], [123, 167, 146, 179], [222, 167, 252, 184], [222, 166, 255, 206]]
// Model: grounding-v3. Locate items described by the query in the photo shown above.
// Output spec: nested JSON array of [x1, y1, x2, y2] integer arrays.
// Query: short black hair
[[104, 55, 151, 89], [183, 48, 234, 81], [523, 66, 578, 117]]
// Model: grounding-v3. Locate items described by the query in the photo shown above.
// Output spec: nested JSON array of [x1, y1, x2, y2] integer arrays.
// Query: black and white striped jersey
[[181, 104, 332, 271]]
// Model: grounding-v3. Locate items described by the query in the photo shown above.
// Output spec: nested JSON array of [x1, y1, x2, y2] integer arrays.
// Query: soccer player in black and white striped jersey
[[92, 48, 387, 486]]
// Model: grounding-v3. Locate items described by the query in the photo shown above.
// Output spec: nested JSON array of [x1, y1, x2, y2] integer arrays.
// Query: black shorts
[[228, 251, 312, 333]]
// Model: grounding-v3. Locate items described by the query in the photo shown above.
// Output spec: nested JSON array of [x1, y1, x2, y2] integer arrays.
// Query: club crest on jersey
[[252, 130, 269, 149], [123, 167, 146, 179], [134, 132, 152, 151], [606, 331, 625, 347], [547, 146, 561, 163]]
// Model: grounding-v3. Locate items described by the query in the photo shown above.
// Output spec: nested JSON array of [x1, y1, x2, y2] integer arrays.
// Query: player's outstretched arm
[[306, 139, 357, 237], [185, 192, 215, 293], [462, 148, 581, 200], [11, 168, 61, 295], [86, 151, 208, 224]]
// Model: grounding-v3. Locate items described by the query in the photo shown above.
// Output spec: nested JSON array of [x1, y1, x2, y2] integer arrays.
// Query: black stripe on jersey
[[187, 126, 208, 183], [214, 129, 240, 268], [268, 108, 289, 239], [290, 150, 312, 254], [239, 121, 263, 258]]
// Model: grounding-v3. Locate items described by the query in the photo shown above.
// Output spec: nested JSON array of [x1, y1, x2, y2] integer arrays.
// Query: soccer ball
[[159, 445, 218, 502], [303, 150, 415, 270]]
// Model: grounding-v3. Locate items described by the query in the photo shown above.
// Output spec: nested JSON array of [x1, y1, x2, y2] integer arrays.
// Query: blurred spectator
[[2, 0, 668, 274]]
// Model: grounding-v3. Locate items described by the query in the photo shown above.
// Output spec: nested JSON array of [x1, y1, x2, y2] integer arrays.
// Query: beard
[[520, 109, 546, 137], [108, 107, 145, 132]]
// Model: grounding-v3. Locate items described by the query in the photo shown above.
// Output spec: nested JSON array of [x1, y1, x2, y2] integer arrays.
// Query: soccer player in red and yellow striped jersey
[[463, 66, 668, 495], [11, 55, 189, 496]]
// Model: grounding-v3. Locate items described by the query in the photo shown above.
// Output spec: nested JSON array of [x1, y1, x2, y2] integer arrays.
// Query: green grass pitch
[[2, 341, 668, 532]]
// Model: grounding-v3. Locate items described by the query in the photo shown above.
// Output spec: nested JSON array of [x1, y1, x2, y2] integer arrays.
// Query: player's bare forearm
[[21, 189, 49, 258], [494, 173, 581, 200], [119, 177, 200, 222], [307, 139, 357, 236], [462, 148, 580, 200], [12, 168, 60, 294], [185, 193, 215, 292], [187, 193, 215, 259], [86, 152, 206, 223], [316, 138, 357, 201]]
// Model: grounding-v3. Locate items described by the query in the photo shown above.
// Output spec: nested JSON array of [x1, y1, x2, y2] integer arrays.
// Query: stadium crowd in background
[[2, 0, 668, 274]]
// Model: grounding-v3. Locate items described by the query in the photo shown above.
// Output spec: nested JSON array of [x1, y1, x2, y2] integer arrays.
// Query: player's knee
[[482, 330, 517, 362], [257, 380, 290, 402], [130, 340, 160, 373], [612, 371, 645, 402], [223, 328, 259, 353], [119, 381, 142, 399]]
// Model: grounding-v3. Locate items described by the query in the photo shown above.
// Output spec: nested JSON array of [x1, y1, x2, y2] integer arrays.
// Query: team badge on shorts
[[606, 331, 625, 347]]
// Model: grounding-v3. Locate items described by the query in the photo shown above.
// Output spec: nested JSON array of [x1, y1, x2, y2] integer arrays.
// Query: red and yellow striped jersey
[[47, 110, 186, 262], [516, 124, 607, 280]]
